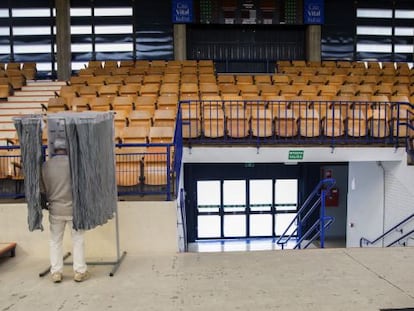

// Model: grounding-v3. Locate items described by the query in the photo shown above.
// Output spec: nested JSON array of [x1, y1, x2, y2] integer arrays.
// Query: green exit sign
[[288, 150, 304, 160]]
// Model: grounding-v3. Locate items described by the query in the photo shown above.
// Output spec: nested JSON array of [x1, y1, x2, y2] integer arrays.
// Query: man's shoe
[[51, 272, 63, 283], [74, 271, 90, 282]]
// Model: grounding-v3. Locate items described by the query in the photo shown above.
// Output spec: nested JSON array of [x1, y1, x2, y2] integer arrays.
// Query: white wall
[[0, 201, 178, 259], [382, 157, 414, 247], [347, 162, 385, 247]]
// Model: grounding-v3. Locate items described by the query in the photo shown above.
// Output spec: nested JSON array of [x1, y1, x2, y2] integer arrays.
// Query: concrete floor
[[1, 247, 414, 311]]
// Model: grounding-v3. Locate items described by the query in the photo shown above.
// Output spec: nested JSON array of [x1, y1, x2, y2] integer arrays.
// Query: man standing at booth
[[41, 137, 89, 283]]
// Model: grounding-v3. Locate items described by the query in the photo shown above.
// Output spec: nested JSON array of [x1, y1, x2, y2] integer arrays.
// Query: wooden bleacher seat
[[391, 85, 410, 96], [272, 75, 291, 85], [114, 110, 129, 129], [78, 68, 95, 76], [199, 83, 219, 96], [219, 84, 240, 96], [86, 76, 107, 86], [373, 85, 392, 96], [390, 96, 412, 137], [323, 108, 344, 137], [112, 96, 134, 112], [0, 80, 12, 99], [239, 84, 259, 96], [235, 75, 253, 85], [254, 75, 272, 85], [47, 97, 70, 112], [124, 75, 143, 86], [119, 84, 140, 97], [198, 60, 214, 67], [128, 110, 153, 128], [105, 76, 125, 85], [180, 83, 198, 96], [217, 75, 235, 85], [99, 85, 119, 97], [182, 108, 201, 138], [279, 85, 300, 98], [181, 67, 197, 75], [346, 107, 367, 137], [298, 108, 320, 137], [104, 60, 118, 68], [148, 126, 174, 143], [226, 106, 250, 138], [299, 85, 318, 97], [143, 146, 171, 186], [140, 84, 160, 96], [369, 107, 390, 138], [317, 85, 338, 97], [69, 76, 87, 86], [88, 60, 102, 69], [292, 60, 307, 67], [202, 107, 225, 138], [70, 97, 89, 112], [153, 109, 176, 127], [135, 95, 156, 113], [88, 97, 111, 111], [198, 66, 214, 75], [93, 69, 112, 77], [143, 74, 163, 85], [157, 95, 178, 111], [121, 126, 149, 144], [336, 61, 352, 68], [22, 62, 37, 80], [243, 95, 265, 112], [308, 76, 326, 86], [321, 60, 336, 68], [159, 83, 179, 96], [251, 108, 273, 137], [355, 84, 374, 96], [180, 74, 198, 84], [162, 73, 180, 84], [77, 85, 99, 98], [274, 108, 297, 137], [119, 59, 135, 67], [0, 242, 17, 258], [115, 147, 145, 187], [112, 67, 131, 76], [259, 84, 280, 97]]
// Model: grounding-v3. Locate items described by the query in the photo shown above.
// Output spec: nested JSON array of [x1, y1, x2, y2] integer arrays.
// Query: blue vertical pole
[[320, 189, 326, 248], [166, 145, 171, 201], [297, 213, 302, 249]]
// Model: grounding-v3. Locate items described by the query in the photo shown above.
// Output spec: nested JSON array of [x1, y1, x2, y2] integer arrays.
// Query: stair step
[[26, 80, 66, 86], [7, 96, 52, 102], [14, 90, 56, 97], [0, 102, 43, 109], [21, 86, 62, 91]]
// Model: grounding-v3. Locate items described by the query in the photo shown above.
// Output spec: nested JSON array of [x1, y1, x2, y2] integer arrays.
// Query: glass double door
[[196, 179, 298, 239]]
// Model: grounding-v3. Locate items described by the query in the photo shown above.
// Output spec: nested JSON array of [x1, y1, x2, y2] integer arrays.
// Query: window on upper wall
[[70, 4, 134, 71], [355, 2, 414, 65]]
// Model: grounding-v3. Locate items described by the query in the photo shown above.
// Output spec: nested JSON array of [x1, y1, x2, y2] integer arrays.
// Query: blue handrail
[[360, 212, 414, 247], [276, 178, 336, 249]]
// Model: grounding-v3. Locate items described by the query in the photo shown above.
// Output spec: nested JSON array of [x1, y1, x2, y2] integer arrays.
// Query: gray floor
[[1, 247, 414, 311]]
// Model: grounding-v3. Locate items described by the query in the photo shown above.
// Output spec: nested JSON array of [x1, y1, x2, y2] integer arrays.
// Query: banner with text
[[172, 0, 193, 24], [304, 0, 324, 24]]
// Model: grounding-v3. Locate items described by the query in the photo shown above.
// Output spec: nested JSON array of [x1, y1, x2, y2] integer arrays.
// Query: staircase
[[276, 178, 336, 250], [0, 80, 65, 145]]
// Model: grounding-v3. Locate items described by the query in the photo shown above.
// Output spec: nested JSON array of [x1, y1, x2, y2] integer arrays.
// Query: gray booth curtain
[[58, 111, 117, 230], [15, 112, 117, 231], [13, 116, 44, 231]]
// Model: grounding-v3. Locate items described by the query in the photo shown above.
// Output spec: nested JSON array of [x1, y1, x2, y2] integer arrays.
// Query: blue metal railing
[[276, 178, 336, 250], [180, 100, 413, 148], [360, 213, 414, 248]]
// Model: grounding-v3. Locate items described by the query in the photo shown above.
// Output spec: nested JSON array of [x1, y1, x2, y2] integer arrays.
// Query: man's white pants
[[49, 214, 87, 274]]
